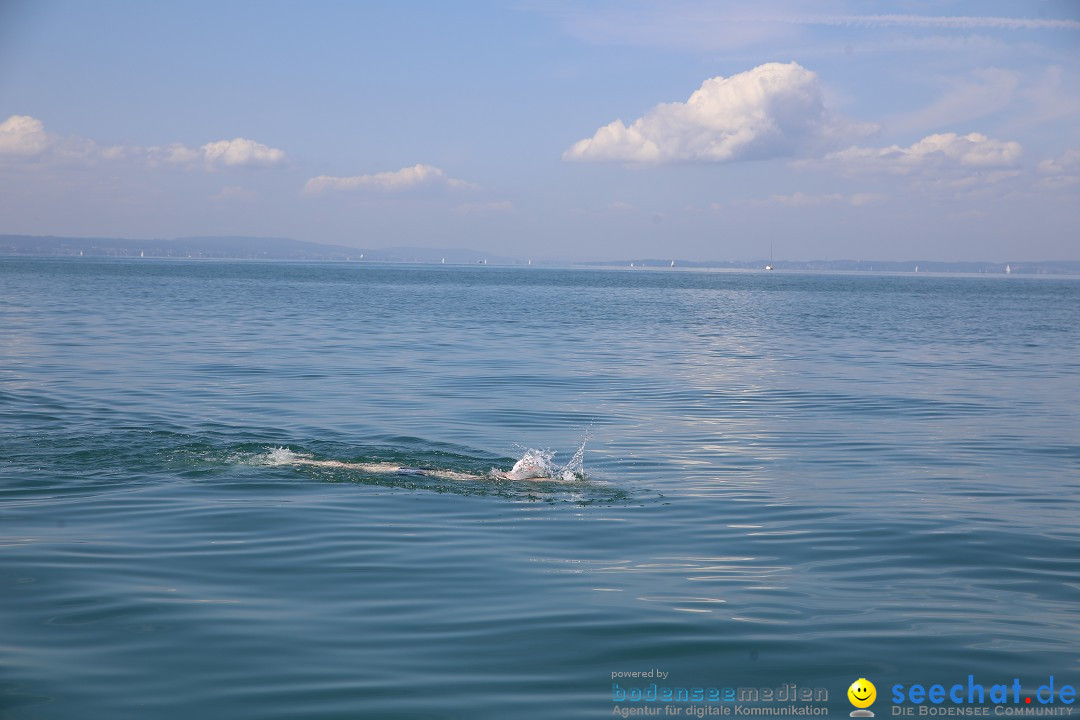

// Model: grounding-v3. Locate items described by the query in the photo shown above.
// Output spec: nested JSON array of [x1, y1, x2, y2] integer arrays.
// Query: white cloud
[[1039, 175, 1079, 189], [454, 200, 513, 215], [201, 138, 284, 168], [906, 168, 1021, 203], [0, 114, 284, 171], [789, 192, 844, 206], [729, 191, 885, 208], [762, 191, 845, 207], [148, 138, 285, 169], [147, 143, 202, 166], [798, 120, 1034, 199], [1038, 148, 1080, 175], [563, 62, 873, 164], [0, 115, 52, 156], [1037, 148, 1080, 188], [304, 164, 476, 194], [0, 114, 107, 162], [822, 132, 1022, 174]]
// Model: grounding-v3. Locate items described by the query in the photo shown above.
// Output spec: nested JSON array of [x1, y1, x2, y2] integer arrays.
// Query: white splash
[[561, 431, 588, 480], [499, 432, 588, 483], [500, 447, 558, 481], [259, 447, 311, 465]]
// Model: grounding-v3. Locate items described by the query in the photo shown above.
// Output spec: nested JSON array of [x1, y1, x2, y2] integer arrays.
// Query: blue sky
[[1, 0, 1077, 261]]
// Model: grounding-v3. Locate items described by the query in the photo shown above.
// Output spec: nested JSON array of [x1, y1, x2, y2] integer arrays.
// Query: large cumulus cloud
[[563, 62, 871, 164]]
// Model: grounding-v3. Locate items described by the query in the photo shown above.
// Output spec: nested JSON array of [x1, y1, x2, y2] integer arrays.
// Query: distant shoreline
[[2, 233, 1077, 275]]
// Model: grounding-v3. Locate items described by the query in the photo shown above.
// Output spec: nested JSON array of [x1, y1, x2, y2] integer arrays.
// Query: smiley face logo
[[848, 678, 876, 715]]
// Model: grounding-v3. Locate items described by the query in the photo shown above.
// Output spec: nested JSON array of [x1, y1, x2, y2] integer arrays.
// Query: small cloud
[[0, 115, 52, 157], [822, 132, 1022, 174], [212, 185, 258, 202], [1040, 175, 1079, 189], [731, 191, 886, 208], [201, 138, 284, 168], [1036, 148, 1080, 188], [453, 200, 513, 215], [608, 200, 635, 211], [304, 164, 477, 194], [807, 132, 1028, 199], [98, 145, 134, 161], [1038, 148, 1080, 175], [0, 114, 105, 163], [769, 191, 846, 207], [151, 138, 285, 169], [147, 143, 202, 167], [922, 169, 1023, 200], [848, 192, 886, 206], [563, 62, 874, 164], [1, 114, 285, 172]]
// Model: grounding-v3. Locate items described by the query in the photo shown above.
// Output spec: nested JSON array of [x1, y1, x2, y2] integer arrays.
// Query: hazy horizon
[[1, 1, 1078, 261], [6, 232, 1080, 269]]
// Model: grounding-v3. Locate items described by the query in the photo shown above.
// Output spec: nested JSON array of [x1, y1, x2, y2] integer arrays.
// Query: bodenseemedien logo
[[848, 678, 877, 717]]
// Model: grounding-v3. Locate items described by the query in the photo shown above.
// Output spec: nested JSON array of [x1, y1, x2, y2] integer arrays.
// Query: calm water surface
[[2, 258, 1078, 719]]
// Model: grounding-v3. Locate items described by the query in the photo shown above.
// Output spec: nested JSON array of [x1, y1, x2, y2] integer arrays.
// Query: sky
[[0, 0, 1078, 261]]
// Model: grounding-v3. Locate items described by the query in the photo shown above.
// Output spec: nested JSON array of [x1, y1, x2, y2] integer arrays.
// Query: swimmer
[[264, 449, 571, 483], [270, 456, 481, 481]]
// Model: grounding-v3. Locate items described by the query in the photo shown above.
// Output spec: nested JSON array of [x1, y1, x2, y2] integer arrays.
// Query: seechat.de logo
[[848, 678, 877, 717]]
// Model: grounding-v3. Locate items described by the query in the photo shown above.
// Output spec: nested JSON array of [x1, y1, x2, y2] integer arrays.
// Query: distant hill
[[586, 258, 1080, 276], [349, 246, 519, 265], [0, 234, 361, 260], [0, 234, 515, 264], [1, 234, 1077, 274]]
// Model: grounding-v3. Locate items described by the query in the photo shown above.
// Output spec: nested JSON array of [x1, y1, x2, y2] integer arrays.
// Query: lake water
[[2, 258, 1078, 719]]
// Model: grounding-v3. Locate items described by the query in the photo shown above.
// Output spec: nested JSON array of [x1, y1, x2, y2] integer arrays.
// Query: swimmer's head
[[510, 458, 547, 479]]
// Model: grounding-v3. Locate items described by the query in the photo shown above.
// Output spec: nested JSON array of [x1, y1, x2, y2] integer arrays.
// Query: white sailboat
[[765, 242, 774, 271]]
